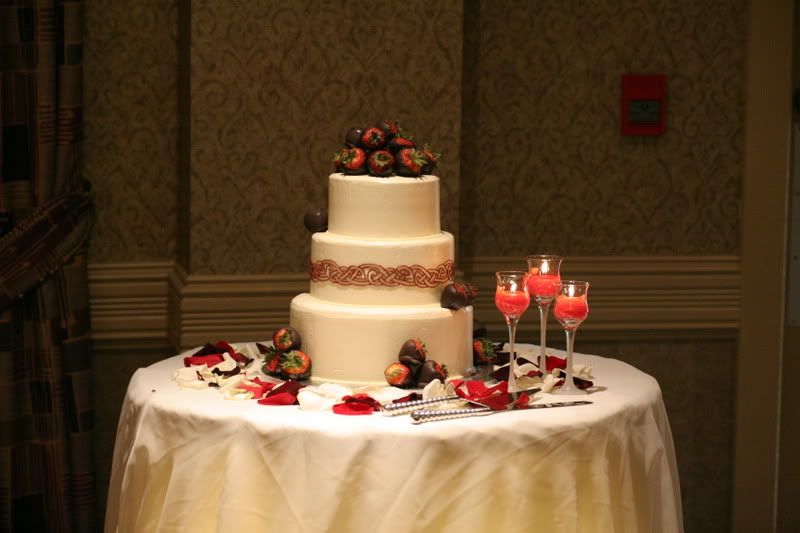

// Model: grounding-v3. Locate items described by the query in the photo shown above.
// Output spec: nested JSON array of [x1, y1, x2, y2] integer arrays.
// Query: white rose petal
[[297, 389, 339, 411]]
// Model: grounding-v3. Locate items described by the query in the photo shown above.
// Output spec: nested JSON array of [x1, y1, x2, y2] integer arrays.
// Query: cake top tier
[[327, 173, 441, 239]]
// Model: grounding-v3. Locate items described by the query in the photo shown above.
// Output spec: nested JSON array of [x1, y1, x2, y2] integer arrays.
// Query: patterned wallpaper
[[84, 0, 178, 262], [190, 0, 464, 274], [460, 0, 746, 257], [84, 0, 746, 267]]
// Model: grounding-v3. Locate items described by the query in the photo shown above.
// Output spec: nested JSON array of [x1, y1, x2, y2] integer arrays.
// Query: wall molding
[[89, 255, 741, 353]]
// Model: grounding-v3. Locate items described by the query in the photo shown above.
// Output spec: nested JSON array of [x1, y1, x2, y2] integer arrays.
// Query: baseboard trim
[[88, 255, 741, 352]]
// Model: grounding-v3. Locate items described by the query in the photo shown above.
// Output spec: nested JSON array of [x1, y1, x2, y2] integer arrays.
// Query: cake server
[[380, 387, 542, 416], [410, 399, 592, 424]]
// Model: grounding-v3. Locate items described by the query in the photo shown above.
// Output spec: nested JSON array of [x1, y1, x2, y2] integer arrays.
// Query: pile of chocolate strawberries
[[332, 119, 441, 178], [258, 327, 312, 381], [384, 338, 448, 389]]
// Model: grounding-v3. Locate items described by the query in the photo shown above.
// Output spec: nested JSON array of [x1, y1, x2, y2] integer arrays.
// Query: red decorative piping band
[[310, 259, 455, 288]]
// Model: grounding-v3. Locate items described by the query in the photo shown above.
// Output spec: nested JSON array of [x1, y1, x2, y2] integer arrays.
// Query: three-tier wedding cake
[[290, 173, 473, 386]]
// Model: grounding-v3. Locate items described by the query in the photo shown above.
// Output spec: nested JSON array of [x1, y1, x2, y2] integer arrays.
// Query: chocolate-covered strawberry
[[420, 144, 441, 174], [417, 360, 447, 387], [272, 326, 301, 351], [345, 126, 364, 147], [473, 338, 497, 365], [360, 127, 386, 150], [279, 349, 312, 381], [398, 338, 426, 376], [384, 362, 414, 388], [303, 206, 328, 233], [340, 147, 367, 175], [262, 345, 282, 376], [367, 150, 395, 177], [395, 148, 427, 177], [399, 338, 427, 362], [377, 119, 400, 140], [440, 281, 477, 310], [388, 133, 415, 154]]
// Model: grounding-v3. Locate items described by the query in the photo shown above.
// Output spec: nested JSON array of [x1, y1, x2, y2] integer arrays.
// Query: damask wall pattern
[[190, 0, 464, 274], [460, 0, 746, 257], [84, 0, 178, 262]]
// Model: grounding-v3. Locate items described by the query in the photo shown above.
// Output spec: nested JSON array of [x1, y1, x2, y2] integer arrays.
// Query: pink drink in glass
[[527, 272, 561, 300], [553, 296, 588, 329], [495, 289, 530, 318]]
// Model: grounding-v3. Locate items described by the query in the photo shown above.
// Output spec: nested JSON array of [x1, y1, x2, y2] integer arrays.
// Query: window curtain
[[0, 1, 95, 532]]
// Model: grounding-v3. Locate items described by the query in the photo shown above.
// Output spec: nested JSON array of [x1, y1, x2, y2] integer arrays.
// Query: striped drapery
[[1, 1, 95, 532]]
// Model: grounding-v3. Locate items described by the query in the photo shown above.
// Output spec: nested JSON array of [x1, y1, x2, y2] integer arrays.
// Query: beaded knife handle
[[410, 406, 493, 424], [410, 400, 593, 424], [380, 394, 464, 416]]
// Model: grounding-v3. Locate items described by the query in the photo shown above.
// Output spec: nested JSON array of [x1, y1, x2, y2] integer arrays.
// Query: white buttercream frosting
[[290, 294, 473, 386], [327, 174, 441, 238]]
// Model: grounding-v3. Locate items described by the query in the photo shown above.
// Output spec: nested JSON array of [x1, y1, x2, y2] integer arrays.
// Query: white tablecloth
[[105, 345, 683, 533]]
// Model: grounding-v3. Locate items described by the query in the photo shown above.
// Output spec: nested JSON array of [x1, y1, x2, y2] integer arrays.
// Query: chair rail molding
[[88, 255, 740, 353]]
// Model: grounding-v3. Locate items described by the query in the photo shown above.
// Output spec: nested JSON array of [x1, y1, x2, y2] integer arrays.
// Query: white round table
[[104, 344, 683, 533]]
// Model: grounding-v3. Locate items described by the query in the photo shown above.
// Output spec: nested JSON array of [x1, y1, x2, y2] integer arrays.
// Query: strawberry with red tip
[[395, 148, 427, 177], [472, 338, 497, 365], [420, 144, 441, 174], [377, 119, 400, 140], [388, 133, 415, 154], [384, 362, 415, 388], [279, 349, 312, 381], [272, 326, 301, 351], [261, 345, 282, 376], [368, 150, 395, 177], [360, 127, 387, 150], [339, 147, 367, 175]]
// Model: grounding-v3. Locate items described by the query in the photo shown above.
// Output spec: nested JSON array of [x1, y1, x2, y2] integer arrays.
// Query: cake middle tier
[[310, 231, 454, 305]]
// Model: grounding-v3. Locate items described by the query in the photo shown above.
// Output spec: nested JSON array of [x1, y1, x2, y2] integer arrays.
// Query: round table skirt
[[104, 344, 683, 533]]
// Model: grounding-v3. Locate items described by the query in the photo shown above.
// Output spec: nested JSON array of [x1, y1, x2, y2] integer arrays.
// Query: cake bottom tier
[[290, 293, 473, 386]]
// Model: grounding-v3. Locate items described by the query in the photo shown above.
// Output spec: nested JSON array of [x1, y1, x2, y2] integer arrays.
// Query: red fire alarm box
[[621, 74, 667, 136]]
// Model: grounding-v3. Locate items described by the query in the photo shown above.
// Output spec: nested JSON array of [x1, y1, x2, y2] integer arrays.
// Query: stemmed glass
[[552, 281, 590, 395], [526, 254, 563, 379], [494, 271, 530, 392]]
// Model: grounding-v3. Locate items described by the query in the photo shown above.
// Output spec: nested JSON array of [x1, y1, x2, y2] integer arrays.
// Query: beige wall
[[84, 2, 749, 531]]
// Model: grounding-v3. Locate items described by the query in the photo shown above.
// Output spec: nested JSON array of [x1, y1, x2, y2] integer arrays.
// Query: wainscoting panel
[[89, 255, 740, 353]]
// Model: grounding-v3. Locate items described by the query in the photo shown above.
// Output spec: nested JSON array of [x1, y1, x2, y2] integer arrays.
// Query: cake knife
[[410, 399, 593, 424], [380, 387, 542, 416]]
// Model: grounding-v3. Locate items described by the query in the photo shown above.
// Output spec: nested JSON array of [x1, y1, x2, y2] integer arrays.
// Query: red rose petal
[[183, 354, 225, 367], [257, 392, 298, 405], [341, 393, 381, 410], [546, 355, 567, 371], [214, 340, 236, 356], [238, 383, 264, 397], [332, 402, 375, 415], [252, 377, 275, 397], [268, 380, 304, 398]]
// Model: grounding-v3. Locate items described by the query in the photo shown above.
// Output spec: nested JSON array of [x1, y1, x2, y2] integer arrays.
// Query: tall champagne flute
[[552, 281, 590, 395], [494, 271, 530, 392], [526, 254, 563, 378]]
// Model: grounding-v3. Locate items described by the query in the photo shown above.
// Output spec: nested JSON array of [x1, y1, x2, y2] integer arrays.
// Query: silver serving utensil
[[380, 387, 542, 417], [410, 399, 592, 424]]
